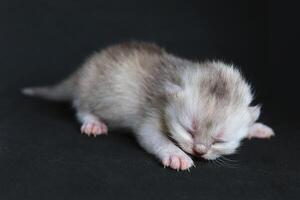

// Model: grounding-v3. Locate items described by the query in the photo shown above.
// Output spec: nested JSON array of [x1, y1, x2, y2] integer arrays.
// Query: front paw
[[247, 123, 275, 139], [161, 152, 194, 171]]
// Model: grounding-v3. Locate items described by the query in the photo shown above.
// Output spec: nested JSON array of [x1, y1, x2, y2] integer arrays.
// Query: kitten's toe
[[162, 153, 193, 171], [81, 121, 108, 137]]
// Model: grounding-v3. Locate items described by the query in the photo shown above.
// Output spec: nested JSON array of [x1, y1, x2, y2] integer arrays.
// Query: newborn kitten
[[22, 42, 274, 170]]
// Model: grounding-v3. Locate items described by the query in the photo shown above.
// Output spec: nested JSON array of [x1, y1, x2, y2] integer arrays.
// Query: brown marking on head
[[209, 77, 228, 98]]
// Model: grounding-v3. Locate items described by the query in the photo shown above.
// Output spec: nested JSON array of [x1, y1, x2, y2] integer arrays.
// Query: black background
[[0, 0, 299, 199]]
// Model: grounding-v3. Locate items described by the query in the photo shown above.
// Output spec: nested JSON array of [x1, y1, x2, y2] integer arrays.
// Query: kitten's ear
[[249, 105, 261, 123], [164, 81, 182, 95], [247, 123, 275, 139]]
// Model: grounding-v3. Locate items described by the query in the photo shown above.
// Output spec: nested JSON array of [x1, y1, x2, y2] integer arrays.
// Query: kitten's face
[[164, 82, 257, 160]]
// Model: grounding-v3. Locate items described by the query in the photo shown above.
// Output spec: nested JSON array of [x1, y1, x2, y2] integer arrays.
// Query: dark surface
[[0, 0, 299, 199]]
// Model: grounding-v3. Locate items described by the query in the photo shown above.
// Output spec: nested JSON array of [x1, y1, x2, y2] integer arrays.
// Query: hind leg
[[76, 111, 108, 137]]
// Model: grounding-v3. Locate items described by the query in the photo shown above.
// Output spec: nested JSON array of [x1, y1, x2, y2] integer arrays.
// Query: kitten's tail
[[21, 72, 78, 102]]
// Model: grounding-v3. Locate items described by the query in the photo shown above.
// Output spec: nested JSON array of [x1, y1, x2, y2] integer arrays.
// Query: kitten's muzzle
[[193, 144, 209, 157]]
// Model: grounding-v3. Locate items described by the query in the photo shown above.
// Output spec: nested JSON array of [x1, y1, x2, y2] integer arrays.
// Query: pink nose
[[193, 144, 208, 156]]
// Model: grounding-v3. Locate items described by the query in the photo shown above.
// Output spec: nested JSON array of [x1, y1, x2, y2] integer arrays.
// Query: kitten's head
[[164, 61, 266, 160]]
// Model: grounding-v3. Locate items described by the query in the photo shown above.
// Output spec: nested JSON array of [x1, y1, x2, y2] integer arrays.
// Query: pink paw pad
[[81, 121, 108, 137], [162, 155, 194, 171]]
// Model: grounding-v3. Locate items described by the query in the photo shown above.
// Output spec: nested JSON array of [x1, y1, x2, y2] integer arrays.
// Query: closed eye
[[178, 122, 196, 136], [186, 128, 195, 136], [212, 139, 226, 145]]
